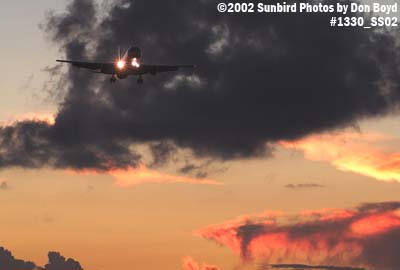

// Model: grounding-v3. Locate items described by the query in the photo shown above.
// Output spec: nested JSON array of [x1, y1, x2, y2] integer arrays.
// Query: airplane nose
[[131, 58, 140, 68], [117, 60, 126, 69]]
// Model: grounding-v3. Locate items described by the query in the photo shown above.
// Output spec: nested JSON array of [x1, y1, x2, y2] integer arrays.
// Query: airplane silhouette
[[57, 46, 195, 84]]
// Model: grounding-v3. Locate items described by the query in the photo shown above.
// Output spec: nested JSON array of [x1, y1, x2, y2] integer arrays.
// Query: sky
[[1, 1, 400, 270]]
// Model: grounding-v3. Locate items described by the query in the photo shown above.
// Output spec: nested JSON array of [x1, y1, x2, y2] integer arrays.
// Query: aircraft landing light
[[132, 58, 140, 68], [117, 60, 126, 69]]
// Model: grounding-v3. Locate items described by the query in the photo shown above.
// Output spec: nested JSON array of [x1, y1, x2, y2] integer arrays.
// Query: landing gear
[[110, 74, 117, 83], [137, 75, 144, 84]]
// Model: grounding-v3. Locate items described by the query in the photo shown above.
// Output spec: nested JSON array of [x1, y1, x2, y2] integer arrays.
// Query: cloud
[[284, 183, 325, 189], [148, 141, 177, 168], [178, 159, 226, 179], [0, 112, 55, 127], [66, 163, 222, 186], [183, 256, 200, 270], [202, 264, 219, 270], [0, 181, 9, 190], [0, 247, 83, 270], [0, 247, 37, 270], [0, 0, 398, 172], [196, 202, 400, 270], [108, 164, 223, 186], [45, 252, 83, 270], [280, 131, 400, 183], [182, 257, 219, 270]]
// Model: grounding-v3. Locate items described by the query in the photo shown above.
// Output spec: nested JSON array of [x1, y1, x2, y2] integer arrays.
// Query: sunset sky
[[1, 1, 400, 270]]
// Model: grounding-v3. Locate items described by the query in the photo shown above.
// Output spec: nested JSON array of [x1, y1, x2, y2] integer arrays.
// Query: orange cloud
[[280, 131, 400, 183], [67, 164, 223, 187], [182, 257, 219, 270], [302, 209, 355, 222], [1, 112, 56, 126], [350, 212, 400, 237], [183, 256, 200, 270], [196, 202, 400, 269], [202, 264, 219, 270]]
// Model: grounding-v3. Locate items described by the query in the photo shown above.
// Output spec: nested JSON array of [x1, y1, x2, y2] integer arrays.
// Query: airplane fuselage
[[101, 47, 143, 78]]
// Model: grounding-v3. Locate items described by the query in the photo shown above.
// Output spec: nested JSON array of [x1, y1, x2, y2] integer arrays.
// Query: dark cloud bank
[[0, 247, 82, 270], [1, 0, 400, 171]]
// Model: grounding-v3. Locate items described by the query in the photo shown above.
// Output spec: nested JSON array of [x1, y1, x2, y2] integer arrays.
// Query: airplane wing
[[57, 61, 195, 74], [140, 64, 196, 74], [56, 60, 114, 71]]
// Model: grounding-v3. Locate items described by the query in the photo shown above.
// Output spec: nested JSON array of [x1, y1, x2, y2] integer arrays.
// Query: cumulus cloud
[[45, 252, 82, 270], [196, 202, 400, 270], [0, 0, 398, 173], [0, 247, 37, 270], [0, 248, 82, 270]]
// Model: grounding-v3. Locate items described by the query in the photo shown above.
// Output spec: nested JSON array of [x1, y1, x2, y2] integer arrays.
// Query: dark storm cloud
[[0, 120, 139, 170], [285, 183, 325, 189], [1, 0, 400, 171]]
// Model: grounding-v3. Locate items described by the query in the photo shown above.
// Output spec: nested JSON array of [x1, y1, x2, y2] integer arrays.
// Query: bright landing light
[[117, 60, 126, 69], [132, 58, 140, 68]]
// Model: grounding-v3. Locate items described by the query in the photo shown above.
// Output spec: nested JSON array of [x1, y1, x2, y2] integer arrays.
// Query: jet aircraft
[[57, 46, 195, 84]]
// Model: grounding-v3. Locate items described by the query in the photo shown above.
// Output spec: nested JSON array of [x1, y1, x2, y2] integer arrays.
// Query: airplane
[[57, 46, 196, 84]]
